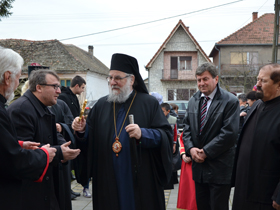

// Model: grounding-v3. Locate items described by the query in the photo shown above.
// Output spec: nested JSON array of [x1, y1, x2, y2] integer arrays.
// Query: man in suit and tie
[[183, 62, 239, 210]]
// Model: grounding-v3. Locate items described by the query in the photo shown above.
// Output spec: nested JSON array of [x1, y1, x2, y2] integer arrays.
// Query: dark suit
[[183, 84, 239, 210]]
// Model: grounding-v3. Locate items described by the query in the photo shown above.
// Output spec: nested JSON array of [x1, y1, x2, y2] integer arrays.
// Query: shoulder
[[8, 95, 30, 110], [189, 91, 200, 104], [57, 99, 69, 108], [137, 92, 159, 104], [219, 87, 238, 104]]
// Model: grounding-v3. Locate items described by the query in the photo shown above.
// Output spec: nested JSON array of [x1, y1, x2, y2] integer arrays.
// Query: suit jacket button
[[46, 176, 49, 180]]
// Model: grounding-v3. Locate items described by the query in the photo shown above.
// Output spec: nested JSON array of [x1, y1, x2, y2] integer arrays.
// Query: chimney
[[88, 45, 93, 56], [252, 12, 258, 22]]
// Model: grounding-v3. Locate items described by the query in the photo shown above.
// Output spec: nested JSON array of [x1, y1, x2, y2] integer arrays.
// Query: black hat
[[110, 53, 148, 94], [28, 65, 50, 77]]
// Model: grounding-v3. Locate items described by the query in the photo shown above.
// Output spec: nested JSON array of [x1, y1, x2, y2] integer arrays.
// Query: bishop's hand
[[72, 116, 86, 132], [125, 124, 141, 140]]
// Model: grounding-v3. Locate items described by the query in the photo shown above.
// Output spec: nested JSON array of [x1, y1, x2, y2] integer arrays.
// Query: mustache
[[256, 86, 262, 91], [111, 85, 120, 89]]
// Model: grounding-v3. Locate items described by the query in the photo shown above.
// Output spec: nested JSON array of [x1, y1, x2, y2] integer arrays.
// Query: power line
[[59, 0, 243, 41], [235, 0, 270, 31], [89, 40, 218, 46]]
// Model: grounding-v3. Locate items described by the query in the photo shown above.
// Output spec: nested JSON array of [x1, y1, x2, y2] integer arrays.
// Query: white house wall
[[86, 72, 109, 100]]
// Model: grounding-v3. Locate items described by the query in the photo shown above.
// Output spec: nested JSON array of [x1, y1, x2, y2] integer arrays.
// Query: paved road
[[71, 173, 234, 210]]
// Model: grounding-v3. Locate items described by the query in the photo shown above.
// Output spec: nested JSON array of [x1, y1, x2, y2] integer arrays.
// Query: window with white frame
[[171, 56, 192, 71], [168, 88, 196, 100], [230, 52, 258, 65]]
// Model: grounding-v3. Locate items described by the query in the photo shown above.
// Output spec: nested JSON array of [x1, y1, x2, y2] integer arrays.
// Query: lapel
[[194, 95, 201, 135], [242, 99, 261, 126]]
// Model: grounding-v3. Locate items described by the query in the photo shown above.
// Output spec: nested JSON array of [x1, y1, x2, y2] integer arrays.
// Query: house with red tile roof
[[209, 12, 279, 93], [145, 19, 211, 101], [0, 39, 109, 101]]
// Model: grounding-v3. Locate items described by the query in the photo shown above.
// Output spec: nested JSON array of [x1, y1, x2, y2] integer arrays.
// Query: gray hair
[[29, 69, 60, 92], [0, 47, 23, 84], [237, 93, 247, 102], [196, 62, 218, 78]]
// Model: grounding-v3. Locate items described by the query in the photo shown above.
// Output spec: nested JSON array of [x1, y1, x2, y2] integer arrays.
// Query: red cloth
[[173, 123, 177, 144], [177, 133, 197, 210], [18, 140, 24, 147]]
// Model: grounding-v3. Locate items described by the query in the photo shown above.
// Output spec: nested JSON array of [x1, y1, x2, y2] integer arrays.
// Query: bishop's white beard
[[107, 79, 132, 103], [5, 80, 15, 104]]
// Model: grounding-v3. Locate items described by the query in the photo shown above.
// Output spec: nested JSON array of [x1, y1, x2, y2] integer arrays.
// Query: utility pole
[[272, 0, 280, 63]]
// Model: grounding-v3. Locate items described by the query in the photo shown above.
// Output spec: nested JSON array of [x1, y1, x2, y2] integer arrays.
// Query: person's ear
[[3, 71, 11, 85], [36, 84, 43, 93], [131, 75, 135, 85]]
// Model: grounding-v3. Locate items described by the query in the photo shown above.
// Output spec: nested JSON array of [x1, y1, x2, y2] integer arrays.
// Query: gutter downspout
[[214, 44, 221, 83]]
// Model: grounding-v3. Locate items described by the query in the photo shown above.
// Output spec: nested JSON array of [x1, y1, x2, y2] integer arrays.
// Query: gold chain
[[113, 91, 137, 139]]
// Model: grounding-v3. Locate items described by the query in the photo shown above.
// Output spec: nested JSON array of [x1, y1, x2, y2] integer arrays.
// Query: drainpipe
[[214, 44, 221, 83]]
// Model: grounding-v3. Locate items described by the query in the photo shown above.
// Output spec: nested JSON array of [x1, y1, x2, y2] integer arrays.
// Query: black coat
[[7, 90, 68, 210], [81, 90, 173, 210], [58, 86, 80, 117], [0, 94, 48, 210], [50, 99, 75, 210], [232, 97, 280, 205], [183, 85, 239, 184]]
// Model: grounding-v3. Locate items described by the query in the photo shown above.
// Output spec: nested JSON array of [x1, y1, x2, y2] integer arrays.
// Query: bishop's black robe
[[0, 94, 49, 210], [81, 90, 173, 210], [232, 97, 280, 209]]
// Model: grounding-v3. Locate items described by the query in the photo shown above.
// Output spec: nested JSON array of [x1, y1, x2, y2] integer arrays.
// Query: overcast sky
[[0, 0, 276, 79]]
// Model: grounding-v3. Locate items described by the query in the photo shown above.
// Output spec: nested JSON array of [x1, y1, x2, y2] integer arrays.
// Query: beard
[[107, 79, 132, 103], [255, 86, 263, 100], [5, 80, 15, 104]]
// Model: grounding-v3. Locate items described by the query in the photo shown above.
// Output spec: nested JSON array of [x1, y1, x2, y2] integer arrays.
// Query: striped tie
[[200, 96, 210, 133]]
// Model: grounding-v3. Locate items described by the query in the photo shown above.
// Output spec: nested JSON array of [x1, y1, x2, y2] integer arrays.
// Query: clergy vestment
[[232, 96, 280, 209], [82, 90, 173, 210]]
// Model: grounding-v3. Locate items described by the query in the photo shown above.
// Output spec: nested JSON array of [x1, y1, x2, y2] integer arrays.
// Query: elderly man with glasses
[[7, 69, 80, 210], [72, 53, 173, 210]]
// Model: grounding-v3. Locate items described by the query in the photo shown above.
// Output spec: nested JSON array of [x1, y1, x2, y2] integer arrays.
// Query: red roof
[[145, 19, 210, 69], [217, 13, 276, 45]]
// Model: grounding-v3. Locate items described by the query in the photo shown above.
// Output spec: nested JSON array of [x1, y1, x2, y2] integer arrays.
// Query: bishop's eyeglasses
[[106, 75, 131, 82], [39, 84, 61, 90]]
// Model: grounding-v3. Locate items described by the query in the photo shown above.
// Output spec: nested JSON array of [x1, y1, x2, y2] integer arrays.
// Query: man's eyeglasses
[[39, 84, 61, 90], [106, 75, 130, 82]]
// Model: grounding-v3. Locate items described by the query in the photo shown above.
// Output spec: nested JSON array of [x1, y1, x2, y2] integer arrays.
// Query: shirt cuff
[[18, 140, 24, 148], [35, 147, 49, 182]]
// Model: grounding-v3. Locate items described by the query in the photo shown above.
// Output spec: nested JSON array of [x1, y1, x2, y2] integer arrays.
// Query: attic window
[[180, 56, 192, 70], [171, 56, 192, 71]]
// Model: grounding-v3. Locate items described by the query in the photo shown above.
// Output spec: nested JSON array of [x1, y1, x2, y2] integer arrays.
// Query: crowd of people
[[1, 45, 280, 210]]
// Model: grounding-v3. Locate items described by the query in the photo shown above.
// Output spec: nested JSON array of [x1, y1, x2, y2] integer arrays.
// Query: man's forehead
[[109, 70, 126, 76], [196, 71, 213, 79], [46, 74, 59, 83], [258, 68, 271, 78]]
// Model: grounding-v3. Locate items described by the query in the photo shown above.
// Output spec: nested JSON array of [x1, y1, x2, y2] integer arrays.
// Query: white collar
[[201, 86, 217, 100]]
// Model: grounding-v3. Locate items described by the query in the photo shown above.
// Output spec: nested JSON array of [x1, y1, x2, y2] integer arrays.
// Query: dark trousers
[[195, 182, 231, 210]]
